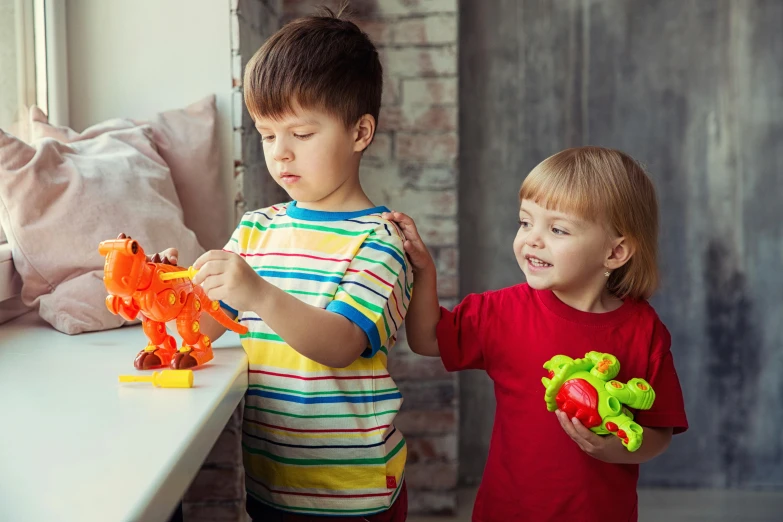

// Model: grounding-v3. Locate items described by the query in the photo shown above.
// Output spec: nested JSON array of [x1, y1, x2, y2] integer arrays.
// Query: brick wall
[[184, 0, 459, 518]]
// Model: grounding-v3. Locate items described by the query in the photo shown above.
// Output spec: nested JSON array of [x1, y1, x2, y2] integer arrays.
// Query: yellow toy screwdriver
[[118, 370, 194, 388], [159, 266, 199, 281]]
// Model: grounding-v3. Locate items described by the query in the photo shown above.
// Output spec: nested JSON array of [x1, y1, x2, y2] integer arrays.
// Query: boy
[[162, 9, 412, 521]]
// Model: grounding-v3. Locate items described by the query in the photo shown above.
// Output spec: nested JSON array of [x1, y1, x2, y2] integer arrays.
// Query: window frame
[[1, 0, 67, 301], [6, 0, 68, 130]]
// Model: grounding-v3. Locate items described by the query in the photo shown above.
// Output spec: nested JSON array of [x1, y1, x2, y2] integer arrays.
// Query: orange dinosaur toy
[[98, 238, 248, 370]]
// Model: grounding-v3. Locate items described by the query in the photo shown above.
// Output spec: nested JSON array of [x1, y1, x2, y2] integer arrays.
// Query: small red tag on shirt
[[386, 476, 397, 489]]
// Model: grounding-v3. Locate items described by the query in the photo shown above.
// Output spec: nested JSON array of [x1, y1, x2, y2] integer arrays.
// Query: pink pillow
[[0, 123, 204, 334], [135, 96, 230, 250], [30, 96, 230, 250]]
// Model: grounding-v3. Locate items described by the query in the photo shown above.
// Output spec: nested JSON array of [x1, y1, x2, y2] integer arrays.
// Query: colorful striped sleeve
[[326, 228, 413, 358]]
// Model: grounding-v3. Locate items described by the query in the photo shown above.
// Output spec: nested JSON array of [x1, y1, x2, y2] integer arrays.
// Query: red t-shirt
[[436, 284, 688, 522]]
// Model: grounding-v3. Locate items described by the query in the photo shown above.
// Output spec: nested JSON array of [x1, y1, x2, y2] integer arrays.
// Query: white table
[[0, 313, 248, 522]]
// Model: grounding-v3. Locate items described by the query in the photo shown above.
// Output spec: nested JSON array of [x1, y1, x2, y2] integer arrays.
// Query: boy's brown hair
[[519, 147, 660, 300], [243, 6, 382, 129]]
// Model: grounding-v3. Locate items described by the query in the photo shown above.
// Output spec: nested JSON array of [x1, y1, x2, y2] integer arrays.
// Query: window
[[1, 0, 66, 299], [0, 0, 68, 134], [0, 0, 66, 241], [1, 0, 35, 133]]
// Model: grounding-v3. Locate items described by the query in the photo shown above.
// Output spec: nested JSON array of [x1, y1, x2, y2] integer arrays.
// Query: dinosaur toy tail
[[193, 285, 248, 335]]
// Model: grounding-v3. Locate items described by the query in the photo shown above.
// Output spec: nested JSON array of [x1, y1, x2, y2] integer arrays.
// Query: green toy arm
[[585, 351, 620, 380], [602, 414, 645, 452], [542, 355, 580, 412], [543, 355, 576, 373], [604, 378, 656, 410]]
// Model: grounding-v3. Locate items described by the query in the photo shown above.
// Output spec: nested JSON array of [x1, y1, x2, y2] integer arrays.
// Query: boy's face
[[513, 199, 618, 297], [255, 105, 367, 210]]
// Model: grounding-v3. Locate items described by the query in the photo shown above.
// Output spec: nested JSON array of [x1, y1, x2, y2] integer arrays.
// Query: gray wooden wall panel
[[459, 0, 783, 488]]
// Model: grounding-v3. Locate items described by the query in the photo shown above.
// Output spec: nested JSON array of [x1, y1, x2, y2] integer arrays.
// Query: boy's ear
[[353, 114, 376, 152]]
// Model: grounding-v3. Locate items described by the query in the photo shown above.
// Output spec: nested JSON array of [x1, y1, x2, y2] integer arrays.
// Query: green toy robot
[[542, 351, 656, 452]]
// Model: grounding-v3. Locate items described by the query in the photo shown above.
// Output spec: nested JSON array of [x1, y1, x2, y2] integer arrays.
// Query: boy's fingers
[[192, 254, 216, 278], [147, 247, 178, 265], [160, 248, 178, 265], [193, 250, 222, 269], [199, 277, 227, 301], [192, 257, 232, 285]]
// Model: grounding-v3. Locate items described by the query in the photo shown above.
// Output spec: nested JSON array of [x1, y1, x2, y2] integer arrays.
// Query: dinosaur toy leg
[[602, 414, 645, 452], [171, 294, 214, 369], [135, 317, 177, 370]]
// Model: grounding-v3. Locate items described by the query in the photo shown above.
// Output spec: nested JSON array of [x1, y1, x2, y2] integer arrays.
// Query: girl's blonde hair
[[519, 147, 659, 300]]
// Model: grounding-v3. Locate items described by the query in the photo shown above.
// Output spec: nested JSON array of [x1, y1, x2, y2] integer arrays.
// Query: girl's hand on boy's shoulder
[[382, 211, 435, 275], [555, 410, 626, 463]]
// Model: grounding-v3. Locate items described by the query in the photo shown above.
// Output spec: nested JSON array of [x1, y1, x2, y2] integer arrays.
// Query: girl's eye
[[519, 220, 531, 228], [294, 133, 314, 140], [261, 135, 275, 142], [552, 227, 568, 235]]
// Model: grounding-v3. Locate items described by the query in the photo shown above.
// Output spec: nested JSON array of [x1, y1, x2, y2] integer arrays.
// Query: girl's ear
[[605, 236, 634, 271]]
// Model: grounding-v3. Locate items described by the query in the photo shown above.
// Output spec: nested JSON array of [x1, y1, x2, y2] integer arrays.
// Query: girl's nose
[[525, 229, 544, 248]]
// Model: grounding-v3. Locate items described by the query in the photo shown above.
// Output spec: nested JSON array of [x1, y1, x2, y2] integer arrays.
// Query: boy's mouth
[[280, 172, 301, 184], [525, 254, 552, 268]]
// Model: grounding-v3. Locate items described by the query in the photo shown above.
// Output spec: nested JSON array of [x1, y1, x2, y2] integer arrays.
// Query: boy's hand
[[192, 250, 264, 312], [382, 212, 435, 275], [116, 233, 178, 265], [556, 410, 625, 463]]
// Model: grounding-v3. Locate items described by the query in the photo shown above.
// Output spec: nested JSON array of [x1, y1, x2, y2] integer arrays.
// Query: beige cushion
[[0, 121, 204, 334]]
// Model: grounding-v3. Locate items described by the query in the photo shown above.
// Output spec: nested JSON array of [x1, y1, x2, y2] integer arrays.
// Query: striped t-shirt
[[223, 201, 413, 517]]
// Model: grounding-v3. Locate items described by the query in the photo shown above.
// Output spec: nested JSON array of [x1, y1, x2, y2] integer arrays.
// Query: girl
[[384, 147, 688, 522]]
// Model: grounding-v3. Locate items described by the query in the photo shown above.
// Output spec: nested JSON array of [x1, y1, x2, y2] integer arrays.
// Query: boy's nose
[[272, 140, 292, 162]]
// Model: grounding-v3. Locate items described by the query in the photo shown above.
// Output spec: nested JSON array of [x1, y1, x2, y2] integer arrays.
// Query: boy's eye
[[294, 133, 314, 140], [518, 220, 531, 228], [261, 135, 275, 142]]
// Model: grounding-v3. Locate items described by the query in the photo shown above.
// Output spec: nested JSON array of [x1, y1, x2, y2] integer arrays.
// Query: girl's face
[[513, 199, 624, 301]]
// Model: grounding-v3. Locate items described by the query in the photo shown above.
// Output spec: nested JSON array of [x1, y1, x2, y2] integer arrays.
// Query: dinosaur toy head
[[98, 238, 147, 297]]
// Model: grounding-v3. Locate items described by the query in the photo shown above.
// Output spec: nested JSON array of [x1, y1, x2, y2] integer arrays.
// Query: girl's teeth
[[530, 258, 552, 267]]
